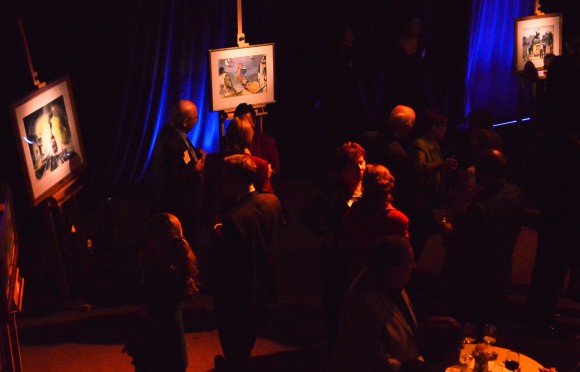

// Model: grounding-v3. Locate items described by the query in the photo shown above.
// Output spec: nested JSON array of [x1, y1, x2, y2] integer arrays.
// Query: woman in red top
[[339, 164, 410, 280]]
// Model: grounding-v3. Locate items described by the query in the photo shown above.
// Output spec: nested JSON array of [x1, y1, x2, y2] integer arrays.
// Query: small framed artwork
[[209, 43, 275, 111], [10, 76, 87, 206], [514, 13, 562, 72]]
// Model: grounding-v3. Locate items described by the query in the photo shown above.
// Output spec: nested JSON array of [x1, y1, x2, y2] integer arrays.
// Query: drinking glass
[[463, 322, 477, 344], [483, 324, 497, 345], [504, 350, 520, 371]]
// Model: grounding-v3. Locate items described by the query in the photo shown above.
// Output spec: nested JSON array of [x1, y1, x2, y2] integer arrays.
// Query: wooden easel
[[217, 0, 270, 149], [17, 17, 89, 309], [35, 179, 86, 304]]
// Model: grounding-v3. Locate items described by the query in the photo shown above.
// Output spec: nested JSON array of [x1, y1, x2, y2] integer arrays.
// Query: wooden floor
[[16, 175, 580, 372]]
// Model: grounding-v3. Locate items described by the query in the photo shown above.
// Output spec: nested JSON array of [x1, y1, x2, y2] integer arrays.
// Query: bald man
[[152, 100, 206, 242], [373, 105, 416, 207]]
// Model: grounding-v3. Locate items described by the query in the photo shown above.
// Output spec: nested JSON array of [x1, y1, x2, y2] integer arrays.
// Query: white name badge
[[183, 150, 191, 164]]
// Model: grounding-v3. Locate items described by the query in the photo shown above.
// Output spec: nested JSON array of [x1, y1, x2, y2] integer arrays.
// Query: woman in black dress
[[124, 213, 199, 372]]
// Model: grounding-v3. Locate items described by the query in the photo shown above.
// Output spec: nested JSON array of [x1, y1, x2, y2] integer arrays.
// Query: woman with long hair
[[124, 213, 199, 372]]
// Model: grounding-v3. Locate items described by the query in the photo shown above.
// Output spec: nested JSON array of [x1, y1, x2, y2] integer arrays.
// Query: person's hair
[[466, 108, 493, 129], [388, 105, 416, 134], [225, 117, 254, 152], [361, 164, 395, 206], [419, 316, 463, 363], [417, 110, 448, 134], [233, 103, 257, 123], [475, 148, 507, 180], [366, 235, 412, 274], [334, 142, 366, 171], [223, 154, 257, 186], [144, 213, 199, 295]]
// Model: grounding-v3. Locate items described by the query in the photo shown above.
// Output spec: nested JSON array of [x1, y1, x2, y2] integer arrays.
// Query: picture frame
[[10, 76, 87, 207], [0, 183, 18, 316], [209, 43, 275, 111], [514, 13, 562, 72]]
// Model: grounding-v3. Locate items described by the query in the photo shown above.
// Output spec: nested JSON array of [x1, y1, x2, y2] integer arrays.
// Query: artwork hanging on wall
[[514, 13, 562, 72], [10, 76, 87, 206], [209, 43, 275, 111]]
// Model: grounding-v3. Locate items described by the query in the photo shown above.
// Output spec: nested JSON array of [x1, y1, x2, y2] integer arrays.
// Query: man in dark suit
[[328, 235, 420, 371], [442, 149, 524, 327], [152, 100, 205, 243], [212, 154, 283, 372]]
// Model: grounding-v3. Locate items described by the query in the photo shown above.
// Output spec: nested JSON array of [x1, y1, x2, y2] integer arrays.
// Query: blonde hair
[[225, 117, 254, 152]]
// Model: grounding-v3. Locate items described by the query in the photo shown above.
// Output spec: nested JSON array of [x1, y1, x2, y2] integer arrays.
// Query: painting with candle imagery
[[10, 76, 87, 206]]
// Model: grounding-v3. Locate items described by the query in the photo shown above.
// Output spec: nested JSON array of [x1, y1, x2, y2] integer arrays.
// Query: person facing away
[[329, 235, 420, 372], [441, 149, 524, 327], [234, 102, 281, 176], [199, 116, 272, 227], [151, 100, 206, 243], [212, 154, 284, 372], [123, 213, 199, 372]]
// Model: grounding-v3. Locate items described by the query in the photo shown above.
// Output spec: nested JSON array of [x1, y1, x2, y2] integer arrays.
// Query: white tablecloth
[[447, 344, 544, 372]]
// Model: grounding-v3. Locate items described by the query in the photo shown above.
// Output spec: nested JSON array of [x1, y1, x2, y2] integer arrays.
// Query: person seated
[[329, 235, 420, 372], [417, 316, 463, 371]]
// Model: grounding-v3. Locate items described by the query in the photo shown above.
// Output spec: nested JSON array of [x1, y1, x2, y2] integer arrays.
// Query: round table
[[449, 344, 545, 372]]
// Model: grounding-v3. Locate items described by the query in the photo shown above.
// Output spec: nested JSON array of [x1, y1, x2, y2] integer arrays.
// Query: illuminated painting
[[10, 76, 86, 206], [515, 13, 562, 72], [209, 43, 275, 111]]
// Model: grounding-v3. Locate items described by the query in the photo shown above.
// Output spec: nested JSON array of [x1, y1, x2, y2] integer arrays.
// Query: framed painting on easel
[[10, 76, 87, 207], [515, 13, 562, 72], [209, 43, 275, 111]]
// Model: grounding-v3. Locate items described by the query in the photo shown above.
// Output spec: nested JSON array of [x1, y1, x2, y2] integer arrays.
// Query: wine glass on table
[[463, 322, 477, 344], [504, 350, 520, 371], [483, 324, 497, 345]]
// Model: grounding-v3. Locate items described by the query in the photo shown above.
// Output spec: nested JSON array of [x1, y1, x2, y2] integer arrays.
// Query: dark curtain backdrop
[[1, 0, 472, 221], [465, 0, 535, 122]]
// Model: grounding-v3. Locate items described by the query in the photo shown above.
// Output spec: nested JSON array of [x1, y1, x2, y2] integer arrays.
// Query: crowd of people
[[120, 21, 580, 368]]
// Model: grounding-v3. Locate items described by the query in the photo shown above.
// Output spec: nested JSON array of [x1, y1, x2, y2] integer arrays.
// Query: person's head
[[397, 9, 422, 38], [388, 105, 416, 139], [225, 117, 254, 152], [475, 148, 507, 185], [221, 154, 257, 197], [335, 142, 367, 191], [144, 213, 199, 293], [419, 317, 463, 365], [466, 109, 493, 129], [361, 164, 395, 207], [366, 235, 414, 289], [170, 100, 198, 133], [234, 103, 257, 128], [341, 27, 355, 49], [420, 110, 448, 142]]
